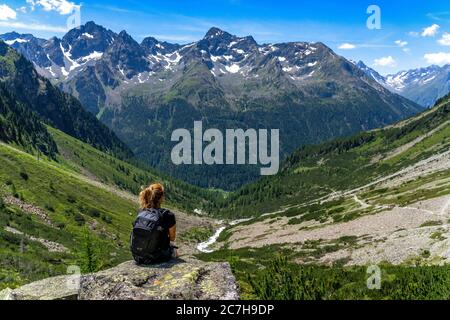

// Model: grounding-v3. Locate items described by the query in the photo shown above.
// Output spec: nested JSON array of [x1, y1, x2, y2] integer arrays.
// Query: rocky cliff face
[[0, 259, 239, 300]]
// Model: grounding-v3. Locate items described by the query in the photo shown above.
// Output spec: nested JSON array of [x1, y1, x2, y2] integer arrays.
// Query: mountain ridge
[[0, 40, 132, 159], [1, 22, 424, 189], [356, 60, 450, 107]]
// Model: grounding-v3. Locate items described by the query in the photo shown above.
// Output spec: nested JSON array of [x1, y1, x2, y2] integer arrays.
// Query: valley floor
[[218, 148, 450, 267], [229, 194, 450, 265]]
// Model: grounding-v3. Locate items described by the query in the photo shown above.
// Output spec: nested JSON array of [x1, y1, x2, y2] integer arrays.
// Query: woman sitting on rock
[[130, 183, 178, 264]]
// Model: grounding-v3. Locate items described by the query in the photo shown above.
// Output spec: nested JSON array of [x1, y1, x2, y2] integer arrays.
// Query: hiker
[[130, 183, 178, 264]]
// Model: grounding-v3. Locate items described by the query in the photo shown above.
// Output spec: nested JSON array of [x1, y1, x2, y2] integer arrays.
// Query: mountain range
[[1, 22, 424, 189], [0, 39, 131, 159], [0, 35, 221, 290], [356, 60, 450, 108]]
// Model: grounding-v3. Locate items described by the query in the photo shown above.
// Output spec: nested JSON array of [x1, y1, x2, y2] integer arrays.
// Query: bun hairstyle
[[139, 183, 165, 209]]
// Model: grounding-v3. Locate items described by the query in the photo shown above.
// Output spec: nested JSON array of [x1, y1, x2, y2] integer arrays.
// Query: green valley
[[1, 18, 450, 301], [195, 94, 450, 300], [0, 126, 217, 290], [217, 95, 450, 218]]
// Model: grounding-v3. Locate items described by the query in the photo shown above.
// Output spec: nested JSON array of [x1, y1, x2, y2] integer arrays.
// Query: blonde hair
[[139, 183, 165, 209]]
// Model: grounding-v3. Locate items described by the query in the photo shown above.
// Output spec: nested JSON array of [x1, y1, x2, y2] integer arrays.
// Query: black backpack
[[130, 208, 167, 263]]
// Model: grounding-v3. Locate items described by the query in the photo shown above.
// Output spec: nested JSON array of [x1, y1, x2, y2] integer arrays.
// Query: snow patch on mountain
[[60, 43, 80, 74], [80, 51, 103, 62], [82, 33, 94, 39], [5, 38, 29, 45], [225, 64, 240, 73]]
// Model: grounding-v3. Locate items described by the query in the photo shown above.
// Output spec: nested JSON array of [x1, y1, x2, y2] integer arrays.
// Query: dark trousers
[[133, 246, 174, 265]]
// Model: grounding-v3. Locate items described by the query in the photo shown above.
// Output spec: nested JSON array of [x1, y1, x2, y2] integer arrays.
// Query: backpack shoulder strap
[[139, 208, 163, 219]]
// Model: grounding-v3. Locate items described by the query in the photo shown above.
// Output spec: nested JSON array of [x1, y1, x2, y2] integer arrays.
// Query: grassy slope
[[48, 127, 220, 214], [217, 96, 450, 218], [0, 126, 218, 290], [199, 247, 450, 300], [1, 93, 448, 296], [0, 141, 136, 289], [197, 96, 450, 300], [0, 41, 132, 160]]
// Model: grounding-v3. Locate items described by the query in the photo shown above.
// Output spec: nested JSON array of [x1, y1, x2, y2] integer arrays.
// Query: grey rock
[[0, 275, 79, 300], [0, 259, 239, 300], [79, 259, 239, 300]]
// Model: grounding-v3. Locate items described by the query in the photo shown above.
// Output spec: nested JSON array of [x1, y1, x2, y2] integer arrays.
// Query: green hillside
[[216, 94, 450, 218], [0, 40, 132, 160], [0, 40, 221, 290], [198, 95, 450, 300], [0, 141, 134, 289], [49, 127, 221, 213], [0, 83, 57, 157], [0, 126, 218, 290]]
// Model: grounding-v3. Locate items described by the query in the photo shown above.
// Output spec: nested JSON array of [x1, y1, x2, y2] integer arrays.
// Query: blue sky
[[1, 0, 450, 74]]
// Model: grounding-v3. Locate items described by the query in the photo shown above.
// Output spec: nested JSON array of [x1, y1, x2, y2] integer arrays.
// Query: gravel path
[[3, 196, 54, 227], [228, 195, 450, 265], [4, 226, 68, 253]]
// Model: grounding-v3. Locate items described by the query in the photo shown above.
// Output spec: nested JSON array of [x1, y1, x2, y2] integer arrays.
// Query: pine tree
[[78, 230, 103, 273]]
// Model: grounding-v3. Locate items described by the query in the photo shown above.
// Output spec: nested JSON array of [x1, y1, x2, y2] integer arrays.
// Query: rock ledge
[[0, 259, 239, 300]]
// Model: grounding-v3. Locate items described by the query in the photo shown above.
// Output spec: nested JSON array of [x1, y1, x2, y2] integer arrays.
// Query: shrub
[[181, 227, 213, 243], [420, 220, 443, 228], [67, 195, 77, 204], [10, 184, 19, 198], [101, 214, 112, 224], [44, 204, 55, 212], [63, 208, 75, 216], [87, 208, 101, 218], [288, 218, 302, 225], [55, 222, 66, 230], [247, 255, 450, 300], [74, 214, 85, 226], [77, 230, 103, 273], [19, 172, 29, 181]]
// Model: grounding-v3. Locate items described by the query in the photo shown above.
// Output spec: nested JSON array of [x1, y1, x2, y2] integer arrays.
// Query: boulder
[[0, 258, 239, 300], [0, 275, 78, 300]]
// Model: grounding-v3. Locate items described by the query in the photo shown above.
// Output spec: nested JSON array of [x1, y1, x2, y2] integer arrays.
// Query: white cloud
[[373, 56, 397, 67], [26, 0, 35, 11], [27, 0, 80, 15], [17, 6, 28, 14], [395, 40, 408, 48], [338, 43, 356, 50], [151, 34, 198, 42], [424, 52, 450, 65], [395, 40, 410, 53], [0, 4, 17, 21], [438, 32, 450, 46], [0, 20, 67, 32], [422, 24, 440, 37]]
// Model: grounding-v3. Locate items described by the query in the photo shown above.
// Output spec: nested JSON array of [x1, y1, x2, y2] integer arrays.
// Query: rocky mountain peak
[[62, 21, 116, 60], [198, 27, 258, 59], [104, 30, 149, 78], [141, 36, 180, 55], [357, 60, 450, 106], [204, 27, 232, 40], [0, 31, 36, 43]]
